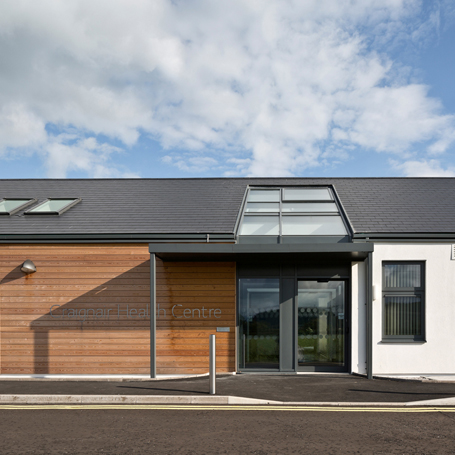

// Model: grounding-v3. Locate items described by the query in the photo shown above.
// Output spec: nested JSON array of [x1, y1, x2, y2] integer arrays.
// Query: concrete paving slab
[[3, 394, 455, 407], [406, 396, 455, 406], [0, 395, 80, 404], [0, 394, 279, 405], [375, 375, 455, 383]]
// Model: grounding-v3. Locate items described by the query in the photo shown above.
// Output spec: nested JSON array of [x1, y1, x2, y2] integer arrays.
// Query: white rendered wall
[[372, 243, 455, 375], [351, 262, 367, 374]]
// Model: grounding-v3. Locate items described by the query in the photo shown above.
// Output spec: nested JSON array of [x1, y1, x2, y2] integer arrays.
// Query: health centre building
[[1, 177, 454, 379]]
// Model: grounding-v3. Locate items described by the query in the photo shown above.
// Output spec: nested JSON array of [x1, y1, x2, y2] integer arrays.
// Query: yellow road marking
[[0, 404, 455, 412]]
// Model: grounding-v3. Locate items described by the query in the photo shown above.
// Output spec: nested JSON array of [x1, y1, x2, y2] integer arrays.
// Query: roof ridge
[[1, 177, 455, 182]]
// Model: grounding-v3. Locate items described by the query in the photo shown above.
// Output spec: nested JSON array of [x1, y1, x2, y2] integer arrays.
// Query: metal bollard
[[209, 334, 216, 395]]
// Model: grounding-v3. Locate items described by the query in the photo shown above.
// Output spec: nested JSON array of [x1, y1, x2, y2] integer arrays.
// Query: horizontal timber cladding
[[0, 244, 236, 375], [155, 259, 236, 374], [0, 244, 151, 375]]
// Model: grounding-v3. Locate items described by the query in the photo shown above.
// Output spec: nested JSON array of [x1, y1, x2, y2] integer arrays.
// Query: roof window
[[238, 187, 348, 237], [25, 198, 81, 215], [0, 199, 36, 215]]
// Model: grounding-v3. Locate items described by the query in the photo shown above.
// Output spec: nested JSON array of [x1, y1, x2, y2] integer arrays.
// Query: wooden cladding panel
[[0, 244, 151, 374], [0, 244, 236, 375], [155, 260, 236, 374]]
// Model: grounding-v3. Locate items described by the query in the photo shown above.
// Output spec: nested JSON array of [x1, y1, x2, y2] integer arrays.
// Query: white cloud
[[336, 84, 454, 153], [0, 0, 454, 177], [161, 155, 219, 173], [391, 159, 455, 177], [43, 135, 134, 178], [0, 104, 47, 151]]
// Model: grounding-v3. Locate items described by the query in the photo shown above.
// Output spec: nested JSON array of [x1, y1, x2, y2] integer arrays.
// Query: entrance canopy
[[148, 242, 374, 261], [147, 241, 374, 377]]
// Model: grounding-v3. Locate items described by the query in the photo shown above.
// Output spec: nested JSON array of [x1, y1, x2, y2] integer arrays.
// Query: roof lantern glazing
[[238, 187, 348, 237]]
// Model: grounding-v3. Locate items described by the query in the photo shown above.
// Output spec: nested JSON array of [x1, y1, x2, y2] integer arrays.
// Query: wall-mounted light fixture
[[21, 259, 37, 274]]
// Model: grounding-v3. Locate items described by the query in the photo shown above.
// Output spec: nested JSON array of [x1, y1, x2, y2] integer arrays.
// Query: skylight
[[26, 198, 81, 215], [238, 187, 348, 237], [0, 199, 35, 215]]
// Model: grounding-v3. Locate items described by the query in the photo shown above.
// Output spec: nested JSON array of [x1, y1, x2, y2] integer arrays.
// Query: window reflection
[[297, 281, 345, 367], [238, 279, 280, 370]]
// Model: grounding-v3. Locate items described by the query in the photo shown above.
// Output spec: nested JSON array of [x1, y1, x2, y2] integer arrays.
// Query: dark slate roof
[[0, 178, 455, 236]]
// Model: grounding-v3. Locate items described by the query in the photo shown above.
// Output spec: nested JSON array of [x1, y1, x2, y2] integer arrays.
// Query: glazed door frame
[[293, 278, 350, 372], [237, 258, 352, 374]]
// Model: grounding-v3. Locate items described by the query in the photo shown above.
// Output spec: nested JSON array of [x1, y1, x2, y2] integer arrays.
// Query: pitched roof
[[0, 178, 454, 237]]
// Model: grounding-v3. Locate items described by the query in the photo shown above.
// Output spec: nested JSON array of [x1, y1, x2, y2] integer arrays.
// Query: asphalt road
[[1, 406, 455, 454]]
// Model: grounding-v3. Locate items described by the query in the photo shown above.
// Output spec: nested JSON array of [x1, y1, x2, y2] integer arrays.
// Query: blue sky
[[0, 0, 454, 179]]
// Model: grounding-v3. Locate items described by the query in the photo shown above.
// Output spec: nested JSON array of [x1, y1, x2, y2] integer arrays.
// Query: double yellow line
[[1, 404, 455, 412]]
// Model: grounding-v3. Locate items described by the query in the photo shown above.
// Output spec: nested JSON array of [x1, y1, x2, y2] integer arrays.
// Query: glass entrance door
[[238, 278, 280, 370], [297, 281, 346, 370]]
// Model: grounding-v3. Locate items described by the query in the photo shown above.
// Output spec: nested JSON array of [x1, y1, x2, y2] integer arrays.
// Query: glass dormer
[[238, 187, 349, 237]]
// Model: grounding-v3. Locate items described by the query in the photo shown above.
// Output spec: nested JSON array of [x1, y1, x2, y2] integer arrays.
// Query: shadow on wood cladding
[[1, 266, 52, 374], [26, 261, 150, 375], [1, 256, 235, 375]]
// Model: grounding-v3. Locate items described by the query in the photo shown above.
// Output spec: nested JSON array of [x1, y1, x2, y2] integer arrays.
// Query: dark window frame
[[237, 276, 281, 372], [382, 261, 426, 343]]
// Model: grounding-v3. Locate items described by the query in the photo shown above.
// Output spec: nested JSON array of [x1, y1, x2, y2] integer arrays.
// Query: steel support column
[[150, 253, 156, 378], [366, 252, 373, 379]]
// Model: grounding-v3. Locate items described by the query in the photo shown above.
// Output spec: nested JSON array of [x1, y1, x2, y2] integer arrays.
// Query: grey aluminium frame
[[237, 276, 281, 373], [238, 187, 280, 238], [236, 272, 352, 373], [381, 261, 426, 343], [330, 186, 354, 238], [238, 185, 352, 240], [295, 276, 351, 373], [366, 252, 373, 379], [150, 253, 157, 378]]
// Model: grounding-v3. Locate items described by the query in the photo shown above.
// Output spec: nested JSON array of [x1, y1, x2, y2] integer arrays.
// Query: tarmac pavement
[[2, 374, 455, 406]]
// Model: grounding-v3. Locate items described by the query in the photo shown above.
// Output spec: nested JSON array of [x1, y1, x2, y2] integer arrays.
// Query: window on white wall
[[382, 262, 425, 342]]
